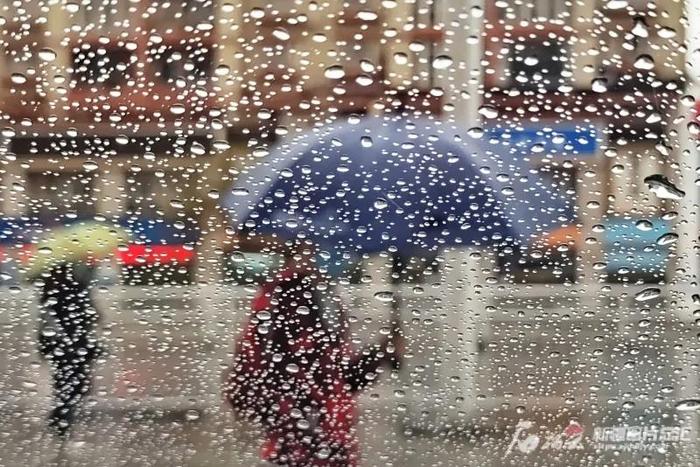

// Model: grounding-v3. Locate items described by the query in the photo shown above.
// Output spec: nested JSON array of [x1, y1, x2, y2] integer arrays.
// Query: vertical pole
[[435, 0, 484, 128]]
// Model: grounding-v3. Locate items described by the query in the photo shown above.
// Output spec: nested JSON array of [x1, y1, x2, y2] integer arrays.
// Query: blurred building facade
[[482, 0, 686, 283], [0, 0, 688, 283]]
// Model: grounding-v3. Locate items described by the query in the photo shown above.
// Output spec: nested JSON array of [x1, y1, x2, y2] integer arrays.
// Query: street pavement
[[1, 283, 699, 466]]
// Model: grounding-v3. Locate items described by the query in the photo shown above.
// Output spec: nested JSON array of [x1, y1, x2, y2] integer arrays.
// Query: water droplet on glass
[[82, 161, 99, 172], [232, 187, 249, 196], [360, 60, 375, 73], [631, 18, 648, 38], [393, 53, 408, 65], [523, 56, 539, 66], [635, 220, 653, 231], [644, 175, 685, 200], [633, 54, 654, 71], [272, 28, 290, 41], [373, 291, 394, 302], [185, 409, 201, 421], [250, 7, 265, 19], [478, 105, 498, 119], [605, 0, 628, 9], [432, 55, 453, 70], [634, 287, 661, 302], [374, 199, 388, 210], [38, 48, 57, 62], [658, 27, 677, 39], [356, 10, 378, 21], [10, 73, 27, 85], [656, 232, 678, 246], [675, 399, 700, 411], [591, 78, 608, 93], [65, 2, 80, 13], [191, 143, 206, 156], [324, 65, 345, 80], [355, 75, 374, 86], [170, 199, 184, 209], [408, 42, 426, 53], [361, 136, 373, 148]]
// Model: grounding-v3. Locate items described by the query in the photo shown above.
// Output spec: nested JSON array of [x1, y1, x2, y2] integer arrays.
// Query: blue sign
[[486, 125, 600, 157]]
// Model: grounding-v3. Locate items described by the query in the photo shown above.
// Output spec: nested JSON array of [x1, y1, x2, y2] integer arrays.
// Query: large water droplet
[[432, 55, 453, 70], [478, 105, 498, 119], [257, 109, 272, 120], [634, 287, 661, 302], [65, 2, 80, 13], [675, 399, 700, 411], [355, 74, 374, 86], [250, 7, 265, 19], [185, 409, 200, 421], [635, 220, 653, 231], [523, 56, 539, 66], [374, 198, 388, 210], [644, 174, 685, 200], [191, 142, 206, 156], [38, 48, 57, 62], [324, 65, 345, 79], [658, 27, 677, 39], [633, 54, 654, 71], [656, 232, 678, 246], [231, 187, 249, 196], [605, 0, 628, 9], [373, 291, 394, 302], [82, 160, 99, 172], [10, 73, 27, 85], [631, 18, 648, 38], [272, 28, 290, 41], [591, 78, 608, 93], [169, 199, 184, 209], [393, 52, 408, 65], [356, 10, 378, 21], [170, 104, 186, 115]]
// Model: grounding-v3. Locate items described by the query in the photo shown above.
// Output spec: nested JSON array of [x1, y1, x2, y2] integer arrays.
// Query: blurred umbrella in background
[[223, 115, 575, 257], [25, 221, 130, 280]]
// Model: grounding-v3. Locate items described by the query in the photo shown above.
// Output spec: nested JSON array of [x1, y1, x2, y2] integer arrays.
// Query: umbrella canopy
[[224, 116, 574, 254], [25, 221, 130, 279]]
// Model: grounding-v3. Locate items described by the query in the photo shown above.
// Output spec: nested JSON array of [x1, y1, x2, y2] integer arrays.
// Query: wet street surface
[[1, 283, 699, 466]]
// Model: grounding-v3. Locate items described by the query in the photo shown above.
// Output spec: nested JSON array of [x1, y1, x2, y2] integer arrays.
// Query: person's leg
[[48, 354, 93, 435]]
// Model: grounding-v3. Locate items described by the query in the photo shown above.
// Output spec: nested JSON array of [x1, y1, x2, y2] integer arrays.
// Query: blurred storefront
[[482, 0, 685, 283]]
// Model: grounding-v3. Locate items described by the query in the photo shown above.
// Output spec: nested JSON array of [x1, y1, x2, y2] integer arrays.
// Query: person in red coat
[[224, 241, 400, 466]]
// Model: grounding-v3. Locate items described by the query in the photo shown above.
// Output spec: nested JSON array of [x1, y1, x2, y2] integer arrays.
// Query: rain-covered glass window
[[0, 0, 698, 466]]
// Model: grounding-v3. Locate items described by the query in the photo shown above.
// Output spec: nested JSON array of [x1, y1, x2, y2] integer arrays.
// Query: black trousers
[[45, 349, 95, 433]]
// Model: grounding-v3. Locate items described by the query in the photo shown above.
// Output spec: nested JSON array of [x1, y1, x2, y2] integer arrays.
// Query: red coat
[[224, 264, 385, 466]]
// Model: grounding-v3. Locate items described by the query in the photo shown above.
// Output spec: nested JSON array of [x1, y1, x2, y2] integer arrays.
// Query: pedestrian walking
[[26, 221, 127, 437], [37, 262, 102, 436], [224, 240, 401, 466]]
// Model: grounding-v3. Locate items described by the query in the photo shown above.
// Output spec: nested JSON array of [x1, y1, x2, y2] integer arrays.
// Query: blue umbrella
[[223, 116, 574, 255]]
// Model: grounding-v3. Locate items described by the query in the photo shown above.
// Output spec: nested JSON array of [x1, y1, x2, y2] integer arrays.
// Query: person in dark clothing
[[224, 242, 401, 466], [37, 262, 101, 436]]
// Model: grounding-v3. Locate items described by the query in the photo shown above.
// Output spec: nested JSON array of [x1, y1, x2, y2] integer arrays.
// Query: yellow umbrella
[[25, 221, 130, 279]]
